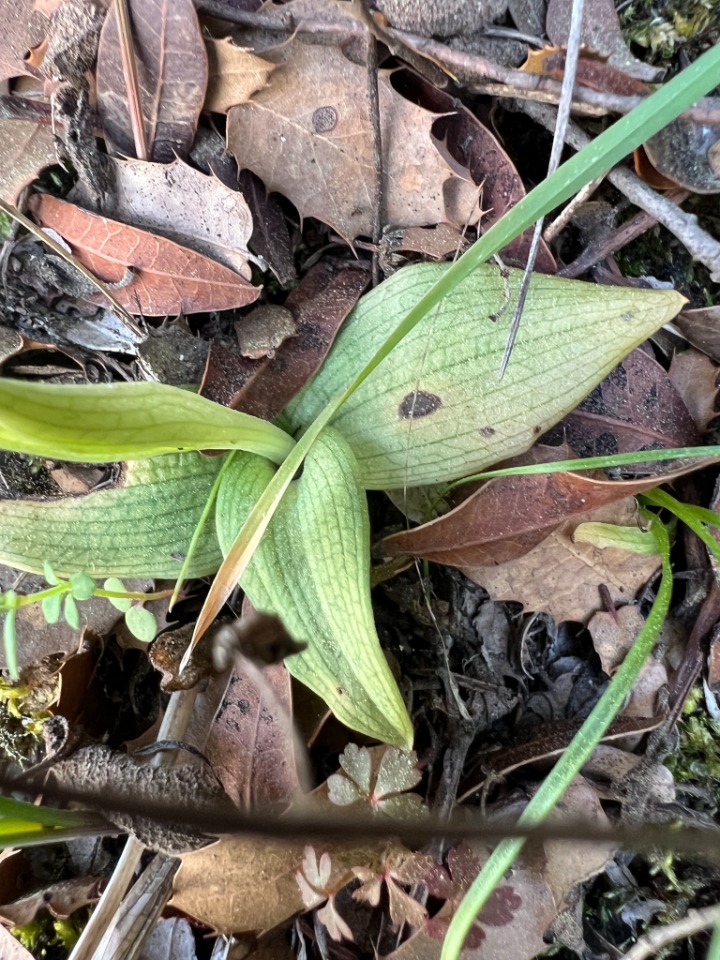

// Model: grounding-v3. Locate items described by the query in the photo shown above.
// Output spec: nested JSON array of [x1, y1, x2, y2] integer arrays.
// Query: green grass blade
[[441, 514, 672, 959]]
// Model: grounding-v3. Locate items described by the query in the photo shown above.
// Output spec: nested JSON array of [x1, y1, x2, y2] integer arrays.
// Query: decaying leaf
[[675, 305, 720, 362], [227, 44, 480, 240], [102, 157, 255, 279], [0, 119, 57, 203], [29, 194, 259, 315], [96, 0, 208, 162], [203, 665, 300, 809], [668, 347, 720, 433], [0, 876, 101, 926], [397, 70, 555, 271], [461, 498, 661, 624], [286, 262, 686, 489], [205, 37, 275, 113], [543, 346, 701, 467]]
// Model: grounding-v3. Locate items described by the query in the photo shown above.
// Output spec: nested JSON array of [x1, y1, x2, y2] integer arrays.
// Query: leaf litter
[[0, 0, 718, 957]]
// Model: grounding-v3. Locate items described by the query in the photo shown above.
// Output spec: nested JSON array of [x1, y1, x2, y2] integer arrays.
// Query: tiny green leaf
[[43, 560, 60, 585], [0, 380, 294, 464], [286, 263, 685, 489], [573, 522, 662, 555], [41, 593, 63, 624], [216, 429, 413, 746], [69, 572, 95, 601], [63, 595, 79, 629], [124, 605, 157, 643], [103, 578, 132, 612]]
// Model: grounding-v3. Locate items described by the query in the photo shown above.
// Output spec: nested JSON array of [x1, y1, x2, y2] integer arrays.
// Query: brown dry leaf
[[29, 194, 259, 315], [462, 498, 662, 623], [676, 306, 720, 362], [102, 157, 254, 279], [544, 347, 701, 465], [541, 778, 615, 908], [0, 119, 57, 203], [139, 917, 198, 960], [205, 37, 275, 113], [381, 223, 467, 264], [522, 47, 649, 96], [669, 347, 720, 433], [0, 876, 102, 926], [227, 44, 480, 240], [200, 259, 369, 419], [171, 832, 383, 935], [96, 0, 207, 162], [388, 844, 555, 960], [399, 71, 555, 272], [236, 169, 297, 287], [381, 456, 695, 570], [588, 605, 668, 717], [204, 665, 300, 810], [546, 0, 661, 81], [0, 0, 49, 82]]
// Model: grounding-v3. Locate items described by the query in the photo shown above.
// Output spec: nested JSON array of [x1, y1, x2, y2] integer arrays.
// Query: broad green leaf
[[0, 452, 224, 578], [216, 429, 413, 747], [0, 380, 294, 463], [286, 263, 686, 489]]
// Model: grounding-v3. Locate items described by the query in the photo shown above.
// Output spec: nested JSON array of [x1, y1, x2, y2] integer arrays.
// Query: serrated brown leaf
[[0, 119, 57, 203], [462, 498, 661, 623], [205, 37, 275, 113], [395, 71, 555, 272], [227, 44, 480, 240], [102, 157, 254, 279], [200, 259, 369, 419], [96, 0, 207, 162], [28, 194, 259, 315]]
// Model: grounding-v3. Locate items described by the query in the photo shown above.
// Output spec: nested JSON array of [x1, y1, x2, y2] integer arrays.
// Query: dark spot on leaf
[[479, 885, 523, 926], [312, 106, 338, 133], [399, 390, 443, 419], [533, 424, 542, 435], [237, 699, 250, 715], [480, 426, 496, 437], [337, 687, 345, 695]]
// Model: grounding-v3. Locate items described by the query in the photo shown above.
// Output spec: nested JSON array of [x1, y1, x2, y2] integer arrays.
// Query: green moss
[[620, 0, 719, 63], [666, 687, 720, 793]]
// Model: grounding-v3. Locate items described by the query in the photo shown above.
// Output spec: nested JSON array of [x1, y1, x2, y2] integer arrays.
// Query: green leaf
[[124, 605, 157, 642], [69, 572, 95, 601], [286, 263, 685, 489], [573, 522, 662, 555], [103, 577, 132, 612], [41, 593, 63, 624], [0, 452, 224, 579], [43, 560, 60, 585], [216, 429, 413, 747], [63, 595, 79, 629], [0, 379, 294, 464]]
